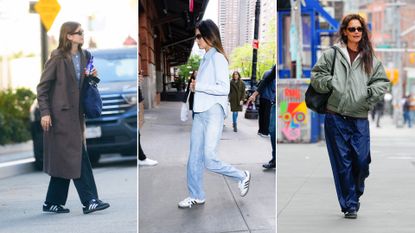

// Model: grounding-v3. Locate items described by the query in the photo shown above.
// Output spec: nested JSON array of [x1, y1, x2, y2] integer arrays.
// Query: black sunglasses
[[195, 34, 202, 39], [347, 27, 363, 33], [71, 30, 84, 36]]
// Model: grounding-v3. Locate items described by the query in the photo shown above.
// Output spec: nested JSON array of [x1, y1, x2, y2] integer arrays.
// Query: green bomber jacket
[[311, 42, 391, 118]]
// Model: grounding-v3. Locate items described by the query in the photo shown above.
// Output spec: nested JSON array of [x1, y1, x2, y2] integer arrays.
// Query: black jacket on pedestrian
[[257, 65, 276, 96]]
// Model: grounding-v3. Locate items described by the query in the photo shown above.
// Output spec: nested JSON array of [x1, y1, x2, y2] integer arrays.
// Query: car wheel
[[31, 122, 43, 171]]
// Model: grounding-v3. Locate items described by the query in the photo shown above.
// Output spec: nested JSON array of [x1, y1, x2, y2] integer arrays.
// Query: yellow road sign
[[34, 0, 61, 31]]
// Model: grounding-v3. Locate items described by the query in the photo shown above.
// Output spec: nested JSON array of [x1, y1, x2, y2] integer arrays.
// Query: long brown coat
[[229, 79, 246, 112], [37, 49, 87, 179]]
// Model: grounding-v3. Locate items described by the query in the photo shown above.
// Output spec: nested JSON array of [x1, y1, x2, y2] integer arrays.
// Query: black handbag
[[305, 48, 336, 114], [82, 51, 102, 118]]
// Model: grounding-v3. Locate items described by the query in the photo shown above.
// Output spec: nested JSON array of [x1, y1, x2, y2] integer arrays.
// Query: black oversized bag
[[305, 48, 336, 114], [82, 50, 102, 118]]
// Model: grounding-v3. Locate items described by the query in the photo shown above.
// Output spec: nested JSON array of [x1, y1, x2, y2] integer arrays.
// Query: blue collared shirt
[[193, 48, 230, 116]]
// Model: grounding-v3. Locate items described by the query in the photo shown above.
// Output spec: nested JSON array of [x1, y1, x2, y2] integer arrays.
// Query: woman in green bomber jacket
[[311, 14, 390, 219]]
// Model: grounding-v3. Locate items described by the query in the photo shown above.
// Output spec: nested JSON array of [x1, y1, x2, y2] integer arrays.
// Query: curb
[[0, 158, 36, 179]]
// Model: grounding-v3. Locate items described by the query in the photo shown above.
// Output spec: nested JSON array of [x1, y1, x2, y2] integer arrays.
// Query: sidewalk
[[0, 141, 35, 179], [278, 116, 415, 233], [139, 102, 276, 233], [0, 141, 33, 162]]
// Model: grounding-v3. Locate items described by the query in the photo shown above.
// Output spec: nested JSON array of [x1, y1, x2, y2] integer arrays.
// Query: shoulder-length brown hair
[[57, 21, 83, 55], [196, 19, 228, 62], [337, 14, 374, 76]]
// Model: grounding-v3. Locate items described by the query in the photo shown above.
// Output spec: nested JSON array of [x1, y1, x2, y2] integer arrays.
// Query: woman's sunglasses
[[71, 30, 84, 36], [347, 27, 363, 33], [195, 34, 202, 39]]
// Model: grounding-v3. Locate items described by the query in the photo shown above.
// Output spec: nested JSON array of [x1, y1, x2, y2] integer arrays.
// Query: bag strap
[[331, 47, 337, 76], [185, 89, 191, 104], [84, 50, 91, 61]]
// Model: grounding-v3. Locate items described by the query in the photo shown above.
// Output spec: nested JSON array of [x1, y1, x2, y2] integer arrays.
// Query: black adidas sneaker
[[43, 203, 70, 213], [83, 199, 110, 214]]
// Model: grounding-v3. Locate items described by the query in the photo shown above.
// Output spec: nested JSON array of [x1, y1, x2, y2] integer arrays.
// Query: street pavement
[[278, 115, 415, 233], [139, 102, 276, 233], [0, 155, 137, 233]]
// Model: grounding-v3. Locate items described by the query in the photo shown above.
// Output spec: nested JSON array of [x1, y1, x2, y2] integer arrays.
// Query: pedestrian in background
[[311, 14, 390, 219], [409, 95, 415, 125], [178, 19, 251, 209], [138, 87, 158, 166], [37, 21, 110, 214], [229, 71, 245, 132], [403, 95, 412, 128], [373, 99, 385, 128], [247, 65, 276, 169], [182, 70, 197, 113], [256, 68, 275, 137]]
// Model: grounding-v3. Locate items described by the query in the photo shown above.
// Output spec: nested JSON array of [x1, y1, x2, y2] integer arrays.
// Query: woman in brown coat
[[37, 21, 109, 214], [229, 71, 245, 132]]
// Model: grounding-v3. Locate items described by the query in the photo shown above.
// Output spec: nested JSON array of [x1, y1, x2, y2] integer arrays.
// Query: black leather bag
[[82, 51, 102, 119], [305, 48, 336, 114]]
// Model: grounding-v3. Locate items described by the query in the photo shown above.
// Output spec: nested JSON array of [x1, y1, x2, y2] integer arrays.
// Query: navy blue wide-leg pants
[[324, 113, 371, 213]]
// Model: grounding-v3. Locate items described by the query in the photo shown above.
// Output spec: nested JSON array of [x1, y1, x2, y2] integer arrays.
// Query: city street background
[[139, 102, 276, 233], [278, 116, 415, 233]]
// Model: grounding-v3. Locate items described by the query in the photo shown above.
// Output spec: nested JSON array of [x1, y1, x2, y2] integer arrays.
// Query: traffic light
[[385, 68, 399, 85], [410, 53, 415, 64]]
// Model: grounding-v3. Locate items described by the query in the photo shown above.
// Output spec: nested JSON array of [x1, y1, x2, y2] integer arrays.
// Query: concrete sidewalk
[[278, 116, 415, 233], [0, 159, 137, 233], [0, 141, 35, 179], [139, 102, 276, 233]]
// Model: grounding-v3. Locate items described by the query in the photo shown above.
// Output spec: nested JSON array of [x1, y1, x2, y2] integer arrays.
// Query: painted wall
[[277, 79, 311, 142]]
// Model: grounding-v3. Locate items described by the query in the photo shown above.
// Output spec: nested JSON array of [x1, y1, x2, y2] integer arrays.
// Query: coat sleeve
[[195, 53, 230, 96], [240, 81, 246, 101], [367, 62, 391, 106], [311, 50, 334, 93], [37, 57, 57, 117]]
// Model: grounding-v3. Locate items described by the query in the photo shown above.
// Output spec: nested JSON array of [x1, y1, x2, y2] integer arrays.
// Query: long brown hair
[[232, 71, 241, 80], [196, 19, 228, 62], [57, 21, 83, 55], [338, 14, 374, 75]]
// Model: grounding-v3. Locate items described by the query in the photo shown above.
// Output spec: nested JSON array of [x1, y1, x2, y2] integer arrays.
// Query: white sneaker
[[178, 197, 205, 208], [139, 158, 158, 166], [239, 171, 251, 197], [257, 132, 270, 138]]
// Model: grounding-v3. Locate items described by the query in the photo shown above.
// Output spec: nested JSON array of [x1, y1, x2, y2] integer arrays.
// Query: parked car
[[30, 47, 137, 170]]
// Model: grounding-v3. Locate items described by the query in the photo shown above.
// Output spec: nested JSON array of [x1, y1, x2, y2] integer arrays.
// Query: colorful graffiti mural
[[279, 100, 308, 141]]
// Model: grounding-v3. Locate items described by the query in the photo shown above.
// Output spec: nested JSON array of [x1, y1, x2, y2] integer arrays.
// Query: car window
[[94, 57, 137, 83]]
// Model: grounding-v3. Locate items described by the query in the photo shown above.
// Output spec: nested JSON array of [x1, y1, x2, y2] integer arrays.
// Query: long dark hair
[[338, 14, 373, 75], [196, 19, 228, 62], [232, 71, 241, 80], [57, 21, 83, 55]]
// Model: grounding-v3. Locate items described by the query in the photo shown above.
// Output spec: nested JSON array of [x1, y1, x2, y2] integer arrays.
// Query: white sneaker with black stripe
[[178, 197, 205, 208], [239, 171, 251, 197]]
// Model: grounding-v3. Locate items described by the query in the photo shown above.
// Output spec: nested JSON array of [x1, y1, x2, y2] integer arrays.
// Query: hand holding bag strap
[[82, 50, 103, 118]]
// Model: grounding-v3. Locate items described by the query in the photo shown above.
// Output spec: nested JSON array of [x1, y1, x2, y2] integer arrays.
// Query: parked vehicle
[[30, 47, 137, 169]]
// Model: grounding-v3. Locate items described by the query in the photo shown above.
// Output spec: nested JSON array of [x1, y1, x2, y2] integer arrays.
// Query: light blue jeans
[[187, 104, 246, 200], [232, 112, 238, 125]]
